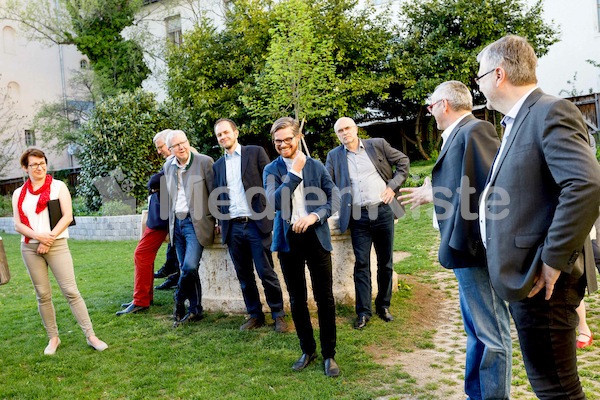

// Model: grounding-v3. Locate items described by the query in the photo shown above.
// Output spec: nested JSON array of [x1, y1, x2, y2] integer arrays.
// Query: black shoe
[[173, 312, 204, 328], [240, 317, 265, 331], [292, 352, 317, 371], [377, 307, 394, 322], [353, 314, 370, 329], [154, 265, 177, 279], [324, 358, 340, 377], [155, 280, 178, 290], [116, 303, 149, 316], [121, 300, 153, 308]]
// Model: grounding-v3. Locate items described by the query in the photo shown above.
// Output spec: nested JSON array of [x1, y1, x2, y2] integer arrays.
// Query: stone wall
[[0, 215, 142, 241]]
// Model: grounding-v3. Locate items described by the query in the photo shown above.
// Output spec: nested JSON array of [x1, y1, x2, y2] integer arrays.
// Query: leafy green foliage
[[76, 89, 171, 210], [0, 194, 12, 217], [166, 0, 395, 160], [373, 0, 558, 160], [64, 0, 149, 96], [243, 0, 339, 123], [387, 0, 558, 110]]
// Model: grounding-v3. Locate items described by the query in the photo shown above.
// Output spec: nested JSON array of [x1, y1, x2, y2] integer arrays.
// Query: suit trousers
[[350, 203, 395, 317], [509, 272, 586, 400], [227, 220, 285, 319], [133, 227, 168, 307], [278, 227, 336, 359], [21, 239, 95, 339]]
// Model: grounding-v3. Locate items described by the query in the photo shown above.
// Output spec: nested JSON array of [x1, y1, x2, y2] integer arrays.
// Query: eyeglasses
[[169, 140, 188, 150], [474, 68, 496, 84], [28, 162, 46, 170], [273, 137, 295, 146], [426, 99, 444, 113]]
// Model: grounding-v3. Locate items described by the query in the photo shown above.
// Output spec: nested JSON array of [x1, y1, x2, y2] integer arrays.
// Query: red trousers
[[133, 227, 168, 307]]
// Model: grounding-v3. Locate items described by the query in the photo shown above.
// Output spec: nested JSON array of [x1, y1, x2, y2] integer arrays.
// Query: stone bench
[[199, 217, 398, 314]]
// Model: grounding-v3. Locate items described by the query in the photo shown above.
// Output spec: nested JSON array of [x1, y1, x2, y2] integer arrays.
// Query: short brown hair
[[477, 35, 537, 86], [270, 117, 300, 138], [20, 148, 47, 168], [214, 118, 238, 132]]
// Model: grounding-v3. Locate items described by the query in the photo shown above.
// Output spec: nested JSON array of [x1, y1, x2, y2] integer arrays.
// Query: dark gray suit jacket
[[325, 138, 409, 233], [484, 89, 600, 301], [212, 145, 273, 244], [163, 151, 216, 247], [432, 114, 499, 269]]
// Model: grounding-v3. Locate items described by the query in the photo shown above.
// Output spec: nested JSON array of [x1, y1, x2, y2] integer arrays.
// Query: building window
[[25, 130, 36, 146], [165, 15, 182, 46], [80, 59, 89, 69], [7, 81, 20, 99], [3, 26, 16, 54]]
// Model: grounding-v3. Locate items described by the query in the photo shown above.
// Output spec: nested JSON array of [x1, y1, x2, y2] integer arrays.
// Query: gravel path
[[380, 269, 600, 400]]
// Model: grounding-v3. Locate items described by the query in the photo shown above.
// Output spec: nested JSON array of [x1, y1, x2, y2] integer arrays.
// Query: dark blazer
[[484, 89, 600, 301], [263, 156, 339, 253], [163, 151, 216, 247], [146, 170, 168, 231], [325, 138, 409, 233], [212, 145, 273, 244], [432, 114, 499, 269]]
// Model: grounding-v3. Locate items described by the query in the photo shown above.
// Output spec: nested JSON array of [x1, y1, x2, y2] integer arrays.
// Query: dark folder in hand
[[48, 199, 76, 230]]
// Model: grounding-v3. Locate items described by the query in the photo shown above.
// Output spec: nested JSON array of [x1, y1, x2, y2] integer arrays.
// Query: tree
[[1, 0, 149, 96], [76, 89, 172, 211], [32, 69, 98, 153], [382, 0, 559, 159], [166, 0, 395, 160], [243, 0, 340, 125]]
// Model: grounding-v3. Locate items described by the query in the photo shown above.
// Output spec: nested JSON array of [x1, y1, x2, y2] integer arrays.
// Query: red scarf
[[18, 175, 53, 244]]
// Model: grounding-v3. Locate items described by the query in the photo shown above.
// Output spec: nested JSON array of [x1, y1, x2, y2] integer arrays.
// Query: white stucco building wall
[[532, 0, 600, 96], [0, 16, 84, 181]]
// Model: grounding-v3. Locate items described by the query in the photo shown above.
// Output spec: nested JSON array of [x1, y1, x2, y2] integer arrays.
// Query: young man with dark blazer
[[212, 118, 287, 333]]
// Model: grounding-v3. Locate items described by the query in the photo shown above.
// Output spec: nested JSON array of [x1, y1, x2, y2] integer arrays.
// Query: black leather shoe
[[154, 265, 177, 279], [116, 303, 149, 316], [240, 317, 265, 331], [353, 314, 370, 329], [121, 300, 153, 308], [324, 358, 340, 377], [377, 307, 394, 322], [173, 312, 204, 328], [155, 280, 178, 290], [292, 352, 317, 371]]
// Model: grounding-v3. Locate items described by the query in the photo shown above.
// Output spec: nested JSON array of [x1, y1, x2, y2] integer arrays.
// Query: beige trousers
[[21, 239, 95, 339]]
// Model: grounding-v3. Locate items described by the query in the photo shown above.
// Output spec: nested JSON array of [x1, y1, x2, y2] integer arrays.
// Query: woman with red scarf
[[12, 148, 108, 355]]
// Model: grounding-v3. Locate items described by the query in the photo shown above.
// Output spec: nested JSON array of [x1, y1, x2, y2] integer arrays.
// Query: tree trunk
[[414, 107, 430, 160]]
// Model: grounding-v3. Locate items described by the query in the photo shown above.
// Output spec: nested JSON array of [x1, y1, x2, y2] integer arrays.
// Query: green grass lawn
[[0, 205, 440, 400]]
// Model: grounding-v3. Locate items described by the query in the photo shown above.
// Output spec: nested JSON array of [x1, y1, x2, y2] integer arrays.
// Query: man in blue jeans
[[163, 130, 215, 327], [399, 81, 512, 399]]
